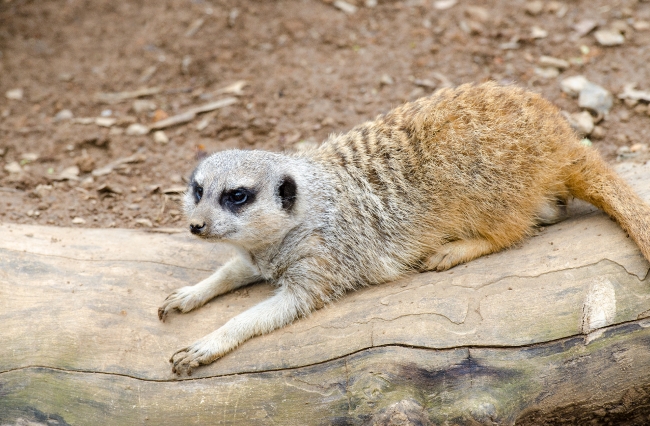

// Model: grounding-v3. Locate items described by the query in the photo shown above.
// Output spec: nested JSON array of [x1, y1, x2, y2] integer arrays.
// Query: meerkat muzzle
[[189, 222, 206, 235]]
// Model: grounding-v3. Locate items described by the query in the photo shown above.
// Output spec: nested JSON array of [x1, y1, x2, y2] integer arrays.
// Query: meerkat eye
[[193, 183, 203, 204], [221, 188, 255, 212], [229, 189, 248, 205]]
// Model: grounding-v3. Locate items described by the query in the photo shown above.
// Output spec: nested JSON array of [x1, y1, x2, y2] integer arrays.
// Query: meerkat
[[158, 82, 650, 375]]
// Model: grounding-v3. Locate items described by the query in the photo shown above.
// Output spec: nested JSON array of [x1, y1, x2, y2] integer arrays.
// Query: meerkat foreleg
[[170, 285, 312, 375], [424, 238, 501, 272], [158, 253, 261, 322]]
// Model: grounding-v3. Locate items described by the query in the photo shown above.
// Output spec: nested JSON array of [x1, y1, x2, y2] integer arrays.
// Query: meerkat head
[[183, 150, 300, 251]]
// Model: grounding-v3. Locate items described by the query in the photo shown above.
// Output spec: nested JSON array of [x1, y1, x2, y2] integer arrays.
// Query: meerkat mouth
[[202, 230, 234, 241]]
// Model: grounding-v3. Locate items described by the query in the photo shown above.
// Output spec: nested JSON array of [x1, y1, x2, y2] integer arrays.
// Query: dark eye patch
[[220, 187, 255, 213], [192, 181, 203, 204], [278, 176, 297, 212]]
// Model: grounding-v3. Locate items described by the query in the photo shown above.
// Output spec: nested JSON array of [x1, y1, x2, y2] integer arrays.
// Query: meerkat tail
[[565, 148, 650, 262]]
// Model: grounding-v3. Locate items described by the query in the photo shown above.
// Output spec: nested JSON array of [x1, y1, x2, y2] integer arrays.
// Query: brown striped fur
[[160, 82, 650, 374]]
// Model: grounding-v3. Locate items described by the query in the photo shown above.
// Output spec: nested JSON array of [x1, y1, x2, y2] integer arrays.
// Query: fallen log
[[1, 162, 649, 425]]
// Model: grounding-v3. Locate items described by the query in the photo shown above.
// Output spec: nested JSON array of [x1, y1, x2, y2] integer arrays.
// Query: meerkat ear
[[278, 176, 297, 211]]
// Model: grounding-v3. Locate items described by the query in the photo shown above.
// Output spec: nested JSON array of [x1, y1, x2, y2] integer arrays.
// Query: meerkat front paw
[[158, 286, 210, 322], [424, 239, 497, 271], [170, 330, 236, 375]]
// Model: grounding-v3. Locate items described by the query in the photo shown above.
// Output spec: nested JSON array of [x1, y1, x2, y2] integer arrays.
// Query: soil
[[1, 0, 650, 230]]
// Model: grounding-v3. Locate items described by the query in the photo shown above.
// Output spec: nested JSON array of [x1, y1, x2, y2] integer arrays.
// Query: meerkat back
[[311, 82, 650, 271]]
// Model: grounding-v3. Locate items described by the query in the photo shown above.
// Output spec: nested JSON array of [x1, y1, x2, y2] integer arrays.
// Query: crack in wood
[[2, 316, 647, 382], [451, 258, 649, 291]]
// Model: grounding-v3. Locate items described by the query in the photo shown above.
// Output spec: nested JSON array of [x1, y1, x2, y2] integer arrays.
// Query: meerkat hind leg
[[424, 238, 501, 272], [158, 254, 261, 321], [535, 198, 568, 226]]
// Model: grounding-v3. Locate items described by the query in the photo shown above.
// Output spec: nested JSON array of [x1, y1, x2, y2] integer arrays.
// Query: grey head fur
[[184, 150, 333, 275]]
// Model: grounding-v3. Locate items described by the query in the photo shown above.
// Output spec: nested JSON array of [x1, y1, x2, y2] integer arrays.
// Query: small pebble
[[181, 56, 192, 74], [75, 155, 96, 174], [125, 123, 150, 136], [146, 184, 160, 193], [618, 83, 650, 103], [152, 109, 169, 122], [97, 183, 123, 195], [5, 88, 23, 100], [465, 6, 489, 23], [591, 126, 606, 140], [153, 130, 169, 144], [525, 0, 543, 15], [594, 30, 624, 46], [434, 0, 457, 10], [4, 161, 22, 174], [634, 104, 649, 114], [72, 217, 86, 225], [333, 0, 357, 14], [135, 218, 153, 227], [534, 67, 559, 79], [228, 8, 239, 27], [132, 100, 157, 114], [633, 21, 650, 31], [413, 78, 437, 89], [573, 20, 597, 37], [616, 146, 633, 160], [58, 73, 74, 82], [380, 74, 394, 86], [196, 118, 210, 131], [33, 184, 53, 198], [56, 166, 80, 181], [54, 109, 74, 121], [185, 18, 205, 38], [578, 82, 613, 115], [545, 1, 561, 13], [531, 26, 548, 39], [560, 75, 589, 97], [81, 176, 95, 187], [539, 56, 569, 70], [95, 117, 117, 127], [630, 143, 648, 153], [22, 153, 38, 162], [565, 111, 594, 135]]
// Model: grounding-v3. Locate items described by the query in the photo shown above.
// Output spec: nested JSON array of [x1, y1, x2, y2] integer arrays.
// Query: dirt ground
[[1, 0, 650, 229]]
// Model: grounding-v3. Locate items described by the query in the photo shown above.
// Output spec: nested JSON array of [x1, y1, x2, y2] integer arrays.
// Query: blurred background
[[1, 0, 649, 229]]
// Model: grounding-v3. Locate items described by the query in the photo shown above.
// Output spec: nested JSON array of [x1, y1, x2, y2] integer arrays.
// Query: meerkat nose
[[189, 222, 206, 235]]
